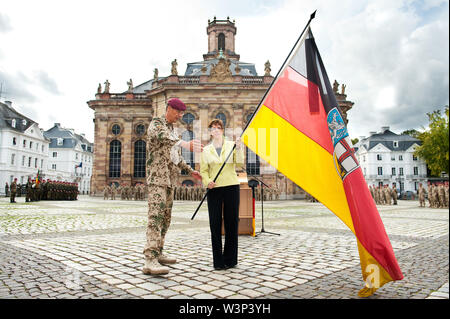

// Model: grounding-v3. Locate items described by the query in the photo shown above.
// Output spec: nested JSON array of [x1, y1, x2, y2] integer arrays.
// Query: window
[[34, 158, 38, 168], [41, 159, 43, 168], [53, 152, 57, 158], [377, 154, 382, 161], [57, 138, 63, 146], [245, 114, 260, 175], [12, 137, 16, 145], [135, 124, 146, 135], [112, 124, 121, 135], [414, 182, 418, 191], [413, 155, 418, 161], [11, 154, 15, 165], [28, 157, 31, 167], [22, 156, 25, 166], [392, 167, 396, 176], [391, 156, 395, 161], [52, 164, 57, 170], [41, 145, 44, 153], [216, 113, 227, 127], [76, 153, 79, 160], [109, 140, 121, 178], [182, 113, 195, 125], [29, 141, 32, 149], [11, 119, 16, 128], [22, 119, 27, 126], [399, 167, 404, 176], [23, 139, 26, 147], [218, 33, 225, 51], [377, 167, 383, 175], [133, 140, 146, 178], [181, 131, 195, 171], [393, 141, 398, 148], [182, 180, 194, 187], [399, 155, 403, 161], [413, 167, 418, 175]]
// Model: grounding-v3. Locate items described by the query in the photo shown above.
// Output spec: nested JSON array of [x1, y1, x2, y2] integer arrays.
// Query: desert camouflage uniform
[[391, 186, 397, 205], [418, 184, 426, 207], [144, 117, 193, 260], [103, 185, 110, 200]]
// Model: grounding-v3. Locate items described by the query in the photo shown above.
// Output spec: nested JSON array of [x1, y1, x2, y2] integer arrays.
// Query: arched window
[[245, 114, 260, 175], [218, 33, 225, 51], [135, 124, 145, 135], [134, 140, 146, 178], [181, 130, 195, 172], [109, 140, 121, 177], [182, 180, 194, 187], [216, 112, 226, 127], [182, 113, 195, 125]]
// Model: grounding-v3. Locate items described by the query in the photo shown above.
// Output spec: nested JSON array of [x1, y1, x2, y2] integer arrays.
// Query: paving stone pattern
[[0, 196, 448, 299]]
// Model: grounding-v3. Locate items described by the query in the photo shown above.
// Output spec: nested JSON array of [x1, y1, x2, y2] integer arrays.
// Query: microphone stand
[[249, 176, 280, 237]]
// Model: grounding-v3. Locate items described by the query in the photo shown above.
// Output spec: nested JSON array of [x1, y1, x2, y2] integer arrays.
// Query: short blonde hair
[[208, 119, 224, 130]]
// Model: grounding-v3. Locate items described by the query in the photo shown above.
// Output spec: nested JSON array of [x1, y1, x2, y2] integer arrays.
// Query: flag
[[75, 162, 82, 168], [242, 25, 403, 296]]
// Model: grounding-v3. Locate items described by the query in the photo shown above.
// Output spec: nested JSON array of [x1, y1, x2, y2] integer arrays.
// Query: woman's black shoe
[[214, 265, 226, 270]]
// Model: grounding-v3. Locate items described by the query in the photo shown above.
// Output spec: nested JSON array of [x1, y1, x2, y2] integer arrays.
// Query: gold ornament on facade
[[209, 58, 233, 83]]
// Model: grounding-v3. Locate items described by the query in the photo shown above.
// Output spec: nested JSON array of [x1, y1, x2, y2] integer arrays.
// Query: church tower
[[203, 17, 240, 61]]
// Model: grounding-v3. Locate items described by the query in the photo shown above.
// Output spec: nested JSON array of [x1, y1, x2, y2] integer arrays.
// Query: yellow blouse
[[200, 139, 245, 188]]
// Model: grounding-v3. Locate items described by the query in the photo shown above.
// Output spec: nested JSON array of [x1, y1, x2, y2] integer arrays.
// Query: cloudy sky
[[0, 0, 448, 142]]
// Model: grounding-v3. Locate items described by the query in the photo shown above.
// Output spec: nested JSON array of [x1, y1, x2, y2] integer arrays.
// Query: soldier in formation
[[10, 178, 17, 203], [4, 182, 9, 197], [427, 182, 449, 208], [44, 181, 79, 200], [418, 183, 426, 207]]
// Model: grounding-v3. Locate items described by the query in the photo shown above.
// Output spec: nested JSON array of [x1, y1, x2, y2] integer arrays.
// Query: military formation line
[[102, 184, 281, 201], [5, 178, 79, 203]]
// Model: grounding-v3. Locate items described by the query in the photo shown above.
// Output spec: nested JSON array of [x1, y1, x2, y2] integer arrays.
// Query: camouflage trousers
[[143, 186, 174, 260]]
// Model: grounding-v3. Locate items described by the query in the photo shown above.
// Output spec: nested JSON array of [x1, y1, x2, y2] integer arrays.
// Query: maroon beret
[[167, 98, 186, 111]]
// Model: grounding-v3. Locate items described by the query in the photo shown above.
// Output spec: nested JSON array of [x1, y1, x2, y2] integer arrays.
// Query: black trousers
[[206, 184, 240, 268]]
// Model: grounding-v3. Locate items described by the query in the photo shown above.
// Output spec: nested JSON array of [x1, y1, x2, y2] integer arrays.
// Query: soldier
[[438, 182, 445, 208], [111, 184, 117, 200], [445, 181, 449, 208], [4, 182, 9, 197], [25, 178, 32, 202], [384, 185, 391, 205], [418, 183, 426, 207], [369, 185, 374, 200], [391, 184, 398, 205], [433, 183, 440, 208], [10, 178, 17, 203], [104, 185, 110, 200], [143, 98, 202, 275]]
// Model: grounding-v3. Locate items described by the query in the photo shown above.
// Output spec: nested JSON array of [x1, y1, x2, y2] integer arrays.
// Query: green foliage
[[415, 106, 449, 176], [351, 138, 359, 146], [401, 129, 421, 138]]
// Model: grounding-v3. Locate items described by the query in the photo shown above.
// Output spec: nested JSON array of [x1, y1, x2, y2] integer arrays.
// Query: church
[[87, 17, 354, 198]]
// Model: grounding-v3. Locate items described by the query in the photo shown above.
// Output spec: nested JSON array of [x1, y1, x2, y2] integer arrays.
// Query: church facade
[[87, 17, 354, 198]]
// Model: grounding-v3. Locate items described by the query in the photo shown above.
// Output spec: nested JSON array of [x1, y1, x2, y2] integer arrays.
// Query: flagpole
[[191, 10, 317, 221]]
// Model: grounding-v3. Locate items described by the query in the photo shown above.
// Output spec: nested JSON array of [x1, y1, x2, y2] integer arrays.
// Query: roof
[[357, 129, 421, 152], [44, 123, 93, 152], [0, 101, 36, 132], [184, 58, 258, 76]]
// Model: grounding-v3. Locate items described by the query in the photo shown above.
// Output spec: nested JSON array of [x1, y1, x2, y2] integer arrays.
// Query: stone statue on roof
[[97, 83, 102, 94], [154, 68, 159, 80], [104, 80, 110, 94], [127, 79, 133, 93], [341, 84, 346, 95], [333, 80, 339, 94], [264, 60, 271, 76], [171, 59, 178, 76]]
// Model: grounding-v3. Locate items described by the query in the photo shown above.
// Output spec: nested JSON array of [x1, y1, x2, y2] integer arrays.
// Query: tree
[[414, 106, 449, 176], [401, 129, 420, 138], [351, 138, 359, 146]]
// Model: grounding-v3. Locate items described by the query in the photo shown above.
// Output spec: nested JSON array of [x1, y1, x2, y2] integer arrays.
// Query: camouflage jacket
[[146, 117, 193, 187]]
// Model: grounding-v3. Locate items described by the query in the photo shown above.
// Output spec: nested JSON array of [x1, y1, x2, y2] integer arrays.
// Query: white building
[[354, 126, 428, 194], [44, 123, 94, 194], [0, 101, 50, 194]]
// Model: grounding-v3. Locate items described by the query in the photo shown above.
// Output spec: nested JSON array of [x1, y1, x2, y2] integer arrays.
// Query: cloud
[[33, 70, 61, 95], [0, 13, 12, 33]]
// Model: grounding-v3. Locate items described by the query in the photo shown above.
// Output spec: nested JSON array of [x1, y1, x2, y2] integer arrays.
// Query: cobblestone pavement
[[0, 196, 448, 299]]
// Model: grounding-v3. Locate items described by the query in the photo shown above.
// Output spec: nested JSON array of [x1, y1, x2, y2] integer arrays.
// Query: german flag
[[242, 25, 403, 297]]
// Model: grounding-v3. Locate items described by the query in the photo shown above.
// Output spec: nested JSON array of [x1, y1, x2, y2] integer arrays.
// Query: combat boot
[[158, 254, 177, 265], [142, 258, 169, 275]]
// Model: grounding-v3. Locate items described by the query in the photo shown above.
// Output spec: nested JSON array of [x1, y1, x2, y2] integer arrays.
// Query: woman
[[200, 119, 244, 270]]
